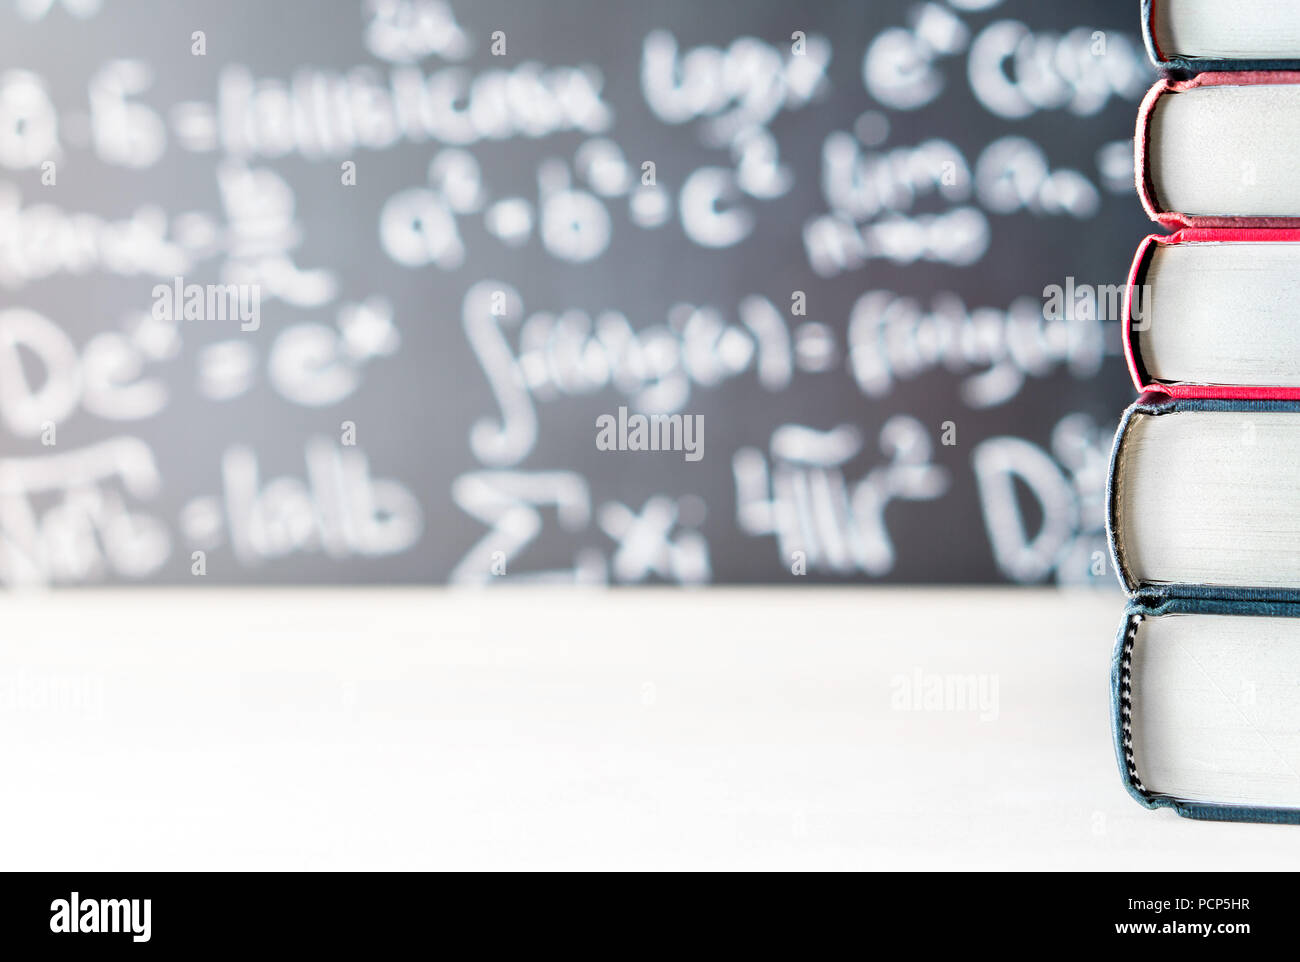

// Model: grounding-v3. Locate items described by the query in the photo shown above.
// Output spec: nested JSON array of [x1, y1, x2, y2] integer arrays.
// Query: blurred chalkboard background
[[0, 0, 1153, 586]]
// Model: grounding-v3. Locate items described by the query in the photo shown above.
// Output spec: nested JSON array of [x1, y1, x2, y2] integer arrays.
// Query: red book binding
[[1136, 71, 1300, 229], [1124, 228, 1300, 399]]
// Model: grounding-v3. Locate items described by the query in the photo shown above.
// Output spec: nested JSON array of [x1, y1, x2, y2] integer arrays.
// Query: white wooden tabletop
[[2, 587, 1297, 870]]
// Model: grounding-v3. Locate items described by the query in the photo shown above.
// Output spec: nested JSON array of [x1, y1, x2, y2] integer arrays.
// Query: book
[[1144, 0, 1300, 72], [1107, 394, 1300, 598], [1112, 598, 1300, 823], [1136, 72, 1300, 228], [1124, 229, 1300, 398]]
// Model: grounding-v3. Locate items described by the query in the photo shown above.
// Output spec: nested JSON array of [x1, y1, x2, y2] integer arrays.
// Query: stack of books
[[1109, 1, 1300, 822]]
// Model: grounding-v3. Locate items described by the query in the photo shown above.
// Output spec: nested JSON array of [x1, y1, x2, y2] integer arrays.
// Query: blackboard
[[0, 0, 1154, 585]]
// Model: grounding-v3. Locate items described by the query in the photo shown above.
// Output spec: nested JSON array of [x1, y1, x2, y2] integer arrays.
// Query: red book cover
[[1136, 71, 1300, 229], [1124, 228, 1300, 399]]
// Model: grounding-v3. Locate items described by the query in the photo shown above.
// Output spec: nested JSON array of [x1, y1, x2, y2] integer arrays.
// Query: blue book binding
[[1106, 393, 1300, 604], [1142, 0, 1300, 74], [1111, 598, 1300, 824]]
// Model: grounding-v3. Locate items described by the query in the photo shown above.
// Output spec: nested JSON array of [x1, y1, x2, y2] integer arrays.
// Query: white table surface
[[2, 586, 1297, 871]]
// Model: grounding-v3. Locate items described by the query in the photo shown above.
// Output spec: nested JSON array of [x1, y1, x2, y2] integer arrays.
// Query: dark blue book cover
[[1112, 597, 1300, 823], [1107, 394, 1300, 603], [1143, 0, 1300, 73]]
